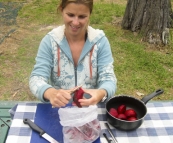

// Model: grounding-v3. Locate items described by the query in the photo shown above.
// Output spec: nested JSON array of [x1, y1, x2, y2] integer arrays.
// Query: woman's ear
[[59, 6, 63, 13], [57, 6, 63, 14]]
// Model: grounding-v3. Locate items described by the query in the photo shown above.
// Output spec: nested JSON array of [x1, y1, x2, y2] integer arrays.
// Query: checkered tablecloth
[[5, 101, 173, 143]]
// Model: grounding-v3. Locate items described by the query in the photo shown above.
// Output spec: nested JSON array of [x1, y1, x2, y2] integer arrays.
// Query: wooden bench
[[0, 101, 18, 143]]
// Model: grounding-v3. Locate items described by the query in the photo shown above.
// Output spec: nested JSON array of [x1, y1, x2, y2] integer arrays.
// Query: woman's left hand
[[78, 88, 107, 106]]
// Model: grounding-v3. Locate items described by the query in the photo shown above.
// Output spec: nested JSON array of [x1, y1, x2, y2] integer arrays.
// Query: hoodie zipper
[[74, 45, 95, 86], [74, 67, 77, 86], [57, 45, 94, 86]]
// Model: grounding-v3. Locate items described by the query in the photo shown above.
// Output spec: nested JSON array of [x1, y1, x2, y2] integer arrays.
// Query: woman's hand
[[78, 88, 107, 106], [43, 88, 72, 108]]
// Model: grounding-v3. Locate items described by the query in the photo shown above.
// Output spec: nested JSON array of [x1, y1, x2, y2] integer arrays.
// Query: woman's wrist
[[43, 88, 55, 101], [98, 89, 107, 102]]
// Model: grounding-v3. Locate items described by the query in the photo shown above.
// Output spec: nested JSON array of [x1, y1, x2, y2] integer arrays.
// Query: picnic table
[[0, 101, 39, 143], [1, 100, 173, 143]]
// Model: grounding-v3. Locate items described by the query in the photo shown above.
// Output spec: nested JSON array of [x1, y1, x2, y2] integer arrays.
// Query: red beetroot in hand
[[117, 114, 127, 120], [125, 109, 137, 118], [127, 117, 137, 121], [73, 88, 84, 108], [117, 104, 126, 114], [109, 108, 118, 117]]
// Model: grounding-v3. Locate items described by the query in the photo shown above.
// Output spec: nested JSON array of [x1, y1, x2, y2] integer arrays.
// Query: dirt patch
[[0, 29, 32, 101]]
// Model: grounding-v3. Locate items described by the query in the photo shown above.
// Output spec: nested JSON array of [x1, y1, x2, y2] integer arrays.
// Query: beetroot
[[117, 104, 126, 114], [109, 104, 138, 121], [127, 117, 137, 121], [73, 88, 84, 108], [117, 114, 127, 120], [125, 109, 137, 118], [109, 108, 118, 117]]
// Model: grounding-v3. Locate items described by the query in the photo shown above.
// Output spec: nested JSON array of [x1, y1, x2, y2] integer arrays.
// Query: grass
[[0, 0, 173, 101], [18, 0, 59, 25], [91, 3, 125, 24]]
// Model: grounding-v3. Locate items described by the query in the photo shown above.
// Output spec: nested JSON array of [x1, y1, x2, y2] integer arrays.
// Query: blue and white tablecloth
[[5, 101, 173, 143]]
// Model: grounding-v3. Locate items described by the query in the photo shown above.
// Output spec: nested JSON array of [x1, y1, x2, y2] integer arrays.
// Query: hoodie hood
[[48, 25, 105, 45]]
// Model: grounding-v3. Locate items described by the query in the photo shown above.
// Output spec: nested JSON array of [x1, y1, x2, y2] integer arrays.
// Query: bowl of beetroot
[[106, 89, 164, 131]]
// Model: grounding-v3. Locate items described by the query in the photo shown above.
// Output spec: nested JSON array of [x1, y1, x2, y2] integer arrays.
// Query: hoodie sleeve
[[29, 35, 53, 103], [96, 36, 117, 102]]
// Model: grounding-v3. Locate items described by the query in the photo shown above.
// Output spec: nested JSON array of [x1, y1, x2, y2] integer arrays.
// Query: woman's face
[[61, 3, 90, 37]]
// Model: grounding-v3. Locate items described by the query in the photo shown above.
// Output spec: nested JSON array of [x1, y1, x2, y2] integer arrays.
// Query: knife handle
[[105, 123, 118, 143], [103, 133, 111, 143], [23, 118, 45, 136]]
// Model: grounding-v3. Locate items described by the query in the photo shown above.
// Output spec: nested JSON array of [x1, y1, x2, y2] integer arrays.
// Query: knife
[[70, 84, 83, 94], [23, 118, 59, 143], [103, 133, 112, 143], [52, 84, 83, 108], [105, 123, 118, 143]]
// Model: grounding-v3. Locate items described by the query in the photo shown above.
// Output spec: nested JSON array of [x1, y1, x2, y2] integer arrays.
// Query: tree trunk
[[121, 0, 173, 45]]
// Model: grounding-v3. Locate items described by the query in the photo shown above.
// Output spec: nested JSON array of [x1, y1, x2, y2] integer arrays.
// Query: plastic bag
[[58, 105, 101, 143]]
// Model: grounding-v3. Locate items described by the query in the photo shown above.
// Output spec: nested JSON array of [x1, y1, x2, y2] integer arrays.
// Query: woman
[[29, 0, 117, 108]]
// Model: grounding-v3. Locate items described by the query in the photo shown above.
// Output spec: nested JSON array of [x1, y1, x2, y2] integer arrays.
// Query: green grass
[[0, 0, 173, 100], [18, 0, 59, 25], [91, 3, 125, 24], [110, 28, 173, 99]]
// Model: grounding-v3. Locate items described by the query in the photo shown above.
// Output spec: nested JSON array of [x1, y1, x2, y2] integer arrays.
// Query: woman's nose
[[72, 17, 79, 25]]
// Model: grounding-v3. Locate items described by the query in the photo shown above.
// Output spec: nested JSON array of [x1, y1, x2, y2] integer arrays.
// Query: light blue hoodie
[[29, 25, 117, 103]]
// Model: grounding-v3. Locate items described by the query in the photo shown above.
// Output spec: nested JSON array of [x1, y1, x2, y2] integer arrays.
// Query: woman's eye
[[67, 14, 74, 17], [79, 15, 86, 19], [66, 13, 87, 19]]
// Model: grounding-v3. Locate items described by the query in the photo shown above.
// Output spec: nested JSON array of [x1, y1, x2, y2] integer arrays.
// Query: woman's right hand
[[43, 88, 72, 108]]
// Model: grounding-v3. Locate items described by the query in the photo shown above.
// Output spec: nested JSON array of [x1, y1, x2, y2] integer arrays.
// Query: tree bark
[[121, 0, 173, 45]]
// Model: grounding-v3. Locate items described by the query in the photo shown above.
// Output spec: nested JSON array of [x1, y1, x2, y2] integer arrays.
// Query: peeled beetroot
[[125, 109, 137, 118], [109, 108, 118, 117], [127, 117, 137, 121], [108, 104, 138, 121], [117, 104, 126, 114], [117, 114, 127, 120]]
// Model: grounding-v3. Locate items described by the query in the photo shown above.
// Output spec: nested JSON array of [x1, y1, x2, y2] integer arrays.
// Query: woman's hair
[[58, 0, 93, 14]]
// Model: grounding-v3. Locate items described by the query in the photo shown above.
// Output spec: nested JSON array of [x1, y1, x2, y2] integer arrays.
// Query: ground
[[0, 1, 36, 100]]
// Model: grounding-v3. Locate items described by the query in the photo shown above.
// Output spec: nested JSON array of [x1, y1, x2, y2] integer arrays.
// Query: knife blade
[[70, 84, 83, 94], [23, 118, 59, 143]]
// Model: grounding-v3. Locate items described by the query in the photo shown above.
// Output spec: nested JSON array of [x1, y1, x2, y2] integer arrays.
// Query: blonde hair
[[58, 0, 93, 13]]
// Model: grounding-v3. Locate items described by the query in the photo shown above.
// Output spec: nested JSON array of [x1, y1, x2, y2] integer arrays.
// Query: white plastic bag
[[58, 105, 101, 143]]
